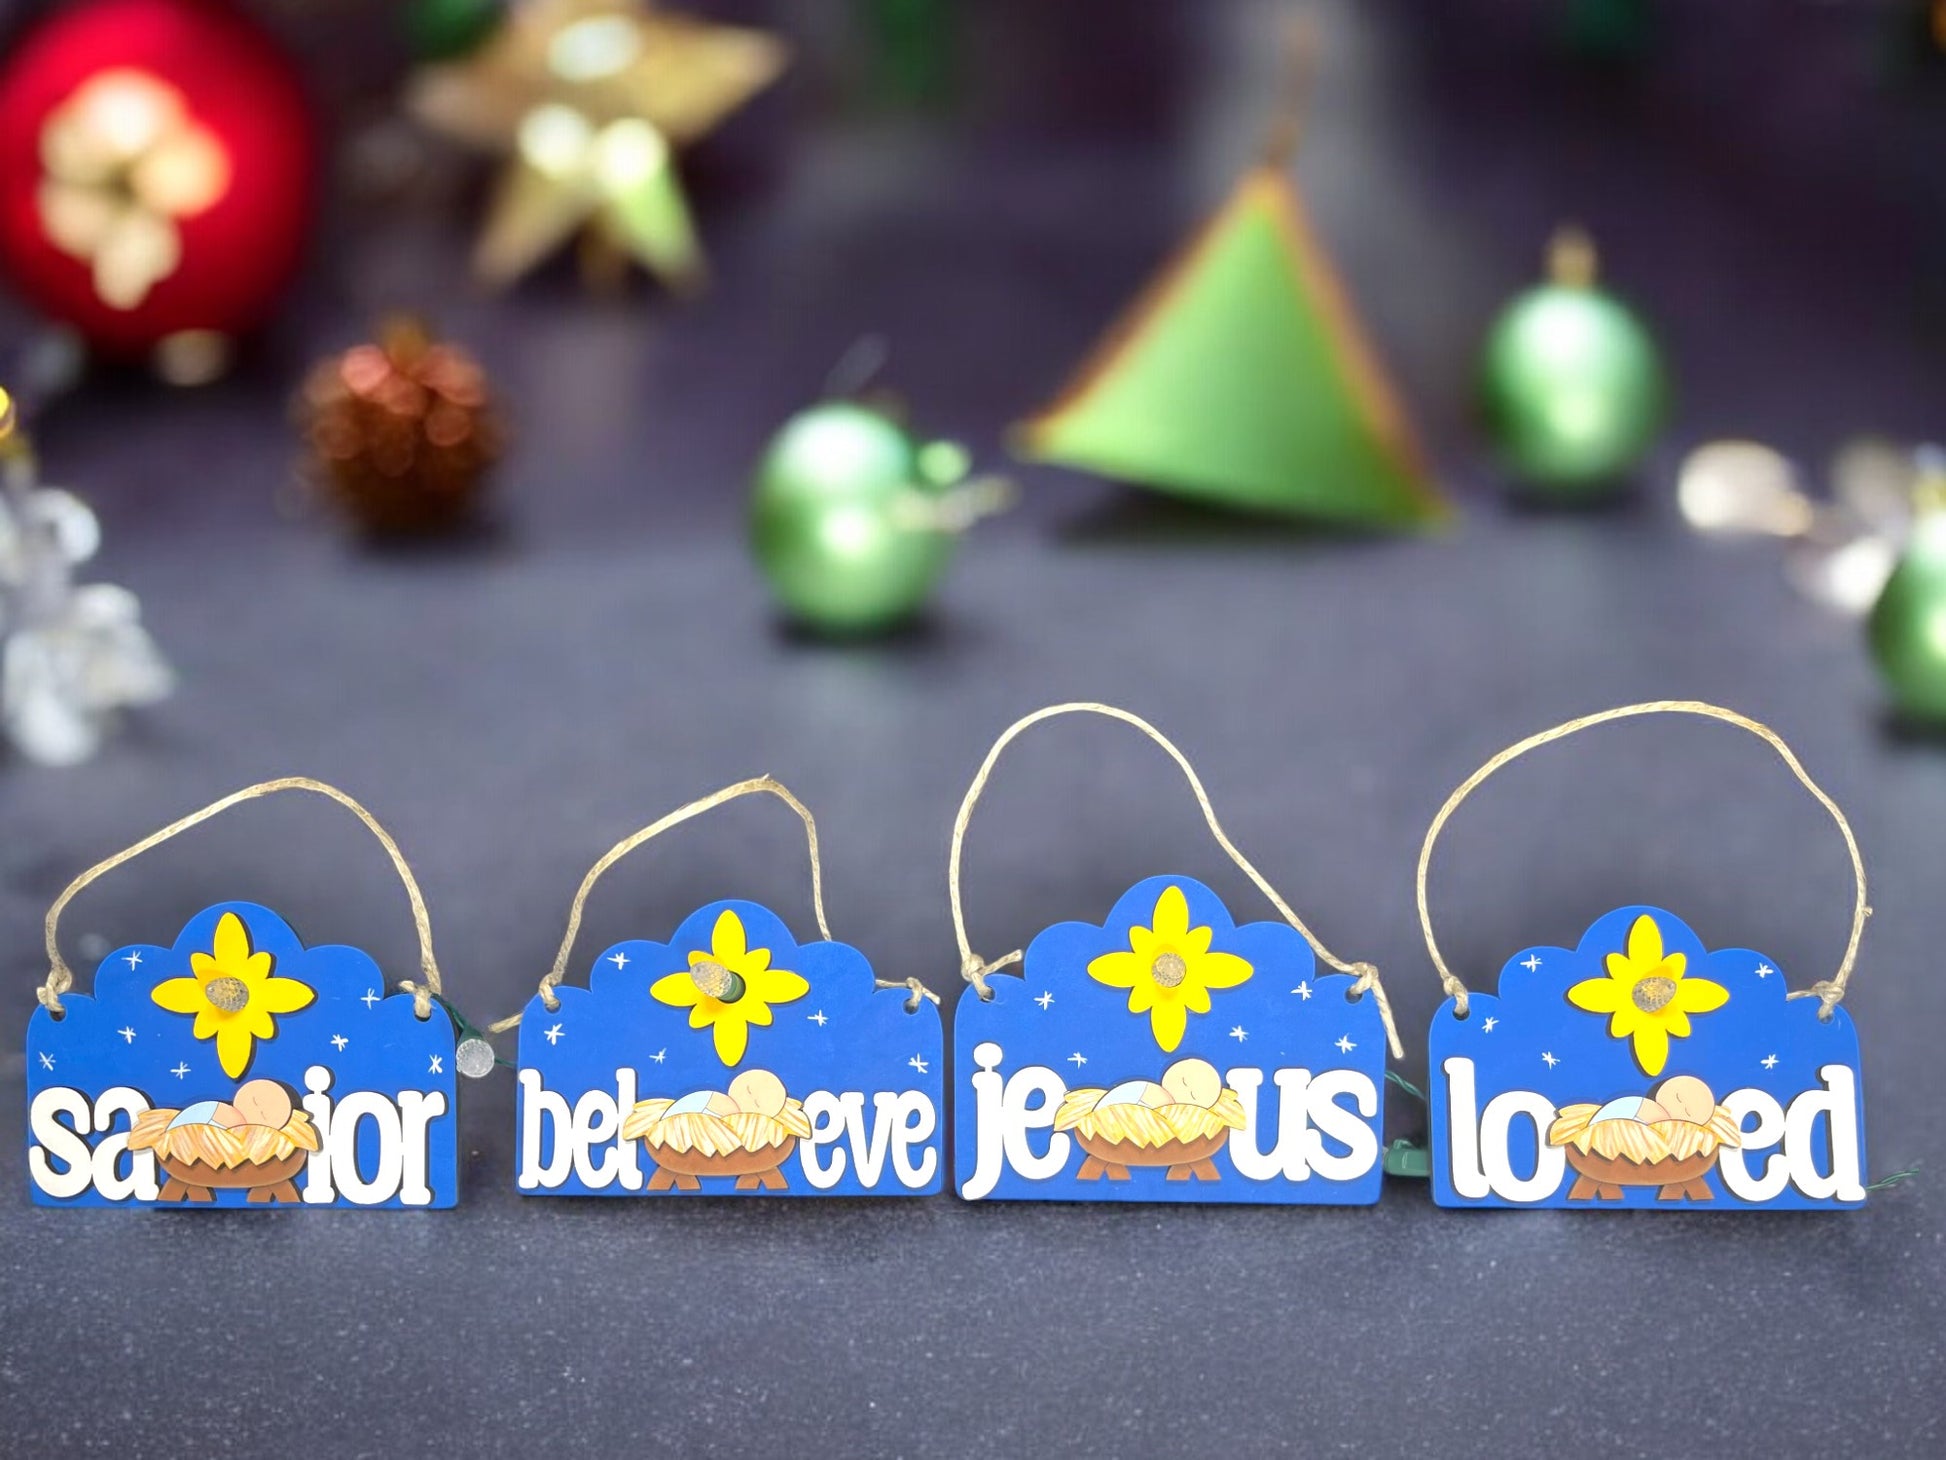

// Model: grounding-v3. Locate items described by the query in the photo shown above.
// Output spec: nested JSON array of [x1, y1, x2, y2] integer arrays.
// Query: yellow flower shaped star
[[150, 911, 316, 1078], [650, 909, 810, 1066], [1566, 912, 1729, 1076], [1087, 884, 1253, 1053]]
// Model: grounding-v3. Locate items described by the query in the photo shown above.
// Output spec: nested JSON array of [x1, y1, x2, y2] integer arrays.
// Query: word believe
[[517, 1069, 938, 1192], [28, 1066, 447, 1207]]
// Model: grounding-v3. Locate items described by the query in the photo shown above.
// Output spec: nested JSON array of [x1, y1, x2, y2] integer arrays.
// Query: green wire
[[428, 990, 513, 1069]]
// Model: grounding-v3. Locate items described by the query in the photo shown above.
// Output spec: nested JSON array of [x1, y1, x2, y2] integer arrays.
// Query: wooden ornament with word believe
[[502, 777, 943, 1198], [26, 780, 460, 1209], [1422, 703, 1870, 1210], [950, 703, 1401, 1205]]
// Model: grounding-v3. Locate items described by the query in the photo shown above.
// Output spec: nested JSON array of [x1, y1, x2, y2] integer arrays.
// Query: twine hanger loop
[[1416, 700, 1870, 1022], [948, 701, 1401, 1059], [486, 774, 936, 1034], [40, 777, 444, 1020]]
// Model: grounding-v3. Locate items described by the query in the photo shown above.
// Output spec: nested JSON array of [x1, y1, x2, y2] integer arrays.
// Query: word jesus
[[960, 1041, 1381, 1200]]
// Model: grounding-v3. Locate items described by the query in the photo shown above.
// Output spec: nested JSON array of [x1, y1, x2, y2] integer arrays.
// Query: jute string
[[39, 777, 444, 1019], [949, 702, 1403, 1059], [1261, 14, 1316, 168], [1417, 700, 1870, 1021], [487, 775, 937, 1033]]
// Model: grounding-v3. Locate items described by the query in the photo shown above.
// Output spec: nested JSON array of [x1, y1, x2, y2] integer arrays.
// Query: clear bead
[[0, 460, 172, 766]]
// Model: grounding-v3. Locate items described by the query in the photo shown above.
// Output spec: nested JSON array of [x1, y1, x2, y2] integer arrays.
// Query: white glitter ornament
[[0, 389, 172, 766]]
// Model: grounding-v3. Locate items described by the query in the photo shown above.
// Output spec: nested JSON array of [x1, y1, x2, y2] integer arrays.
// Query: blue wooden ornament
[[955, 875, 1387, 1204], [1429, 905, 1866, 1209], [26, 902, 459, 1209], [514, 899, 944, 1196]]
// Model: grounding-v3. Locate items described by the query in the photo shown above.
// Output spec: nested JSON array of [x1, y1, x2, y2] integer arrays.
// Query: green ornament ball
[[1480, 231, 1666, 495], [1869, 511, 1946, 722], [405, 0, 503, 62], [749, 401, 966, 634]]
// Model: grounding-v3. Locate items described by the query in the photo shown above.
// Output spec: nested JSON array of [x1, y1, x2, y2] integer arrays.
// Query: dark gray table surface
[[2, 2, 1943, 1455]]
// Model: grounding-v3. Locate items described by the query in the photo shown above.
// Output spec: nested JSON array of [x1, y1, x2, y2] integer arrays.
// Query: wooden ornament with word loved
[[26, 783, 460, 1209], [948, 704, 1402, 1205], [1421, 704, 1871, 1210], [508, 779, 943, 1198]]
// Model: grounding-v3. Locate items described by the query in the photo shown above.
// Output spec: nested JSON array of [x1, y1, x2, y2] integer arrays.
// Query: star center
[[204, 975, 250, 1012], [1150, 952, 1188, 988], [1632, 975, 1677, 1014], [691, 960, 746, 1003]]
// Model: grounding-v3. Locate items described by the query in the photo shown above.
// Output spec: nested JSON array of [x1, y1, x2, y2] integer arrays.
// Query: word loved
[[517, 1069, 938, 1193], [1439, 1057, 1865, 1206], [28, 1066, 448, 1207], [960, 1041, 1380, 1200]]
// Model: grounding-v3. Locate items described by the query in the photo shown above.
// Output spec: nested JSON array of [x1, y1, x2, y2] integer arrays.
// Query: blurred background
[[2, 1, 1944, 1455]]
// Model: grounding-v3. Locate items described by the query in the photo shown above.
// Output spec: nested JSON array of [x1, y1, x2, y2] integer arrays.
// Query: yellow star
[[649, 908, 809, 1066], [408, 0, 787, 290]]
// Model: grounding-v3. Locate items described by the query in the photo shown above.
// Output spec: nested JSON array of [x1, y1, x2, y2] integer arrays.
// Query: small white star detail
[[1541, 1051, 1559, 1068], [361, 988, 381, 1009], [1335, 1035, 1355, 1054], [38, 1052, 54, 1070], [1035, 991, 1054, 1010], [1521, 954, 1542, 972], [171, 1062, 190, 1079], [1068, 1051, 1087, 1068], [609, 951, 630, 969], [650, 1048, 666, 1064], [808, 1010, 828, 1026], [124, 950, 143, 969], [1481, 1017, 1498, 1033], [1230, 1025, 1247, 1042], [330, 1034, 349, 1051], [1293, 981, 1312, 1000], [117, 1026, 137, 1044], [1756, 964, 1773, 979], [1762, 1053, 1779, 1069], [909, 1055, 929, 1075], [544, 1023, 565, 1045], [428, 1055, 444, 1074]]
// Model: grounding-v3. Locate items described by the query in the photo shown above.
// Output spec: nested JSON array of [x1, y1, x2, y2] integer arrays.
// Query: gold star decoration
[[408, 0, 787, 291]]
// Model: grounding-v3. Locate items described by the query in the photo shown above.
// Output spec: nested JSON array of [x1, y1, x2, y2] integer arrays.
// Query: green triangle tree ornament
[[1014, 160, 1446, 528]]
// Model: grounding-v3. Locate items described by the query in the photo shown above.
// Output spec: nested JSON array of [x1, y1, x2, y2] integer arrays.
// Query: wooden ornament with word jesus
[[26, 783, 460, 1209], [949, 704, 1401, 1205], [509, 780, 943, 1198], [1422, 705, 1870, 1210]]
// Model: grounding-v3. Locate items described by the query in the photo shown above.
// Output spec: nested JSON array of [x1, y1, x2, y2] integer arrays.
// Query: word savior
[[27, 903, 458, 1208], [955, 876, 1386, 1204], [515, 900, 944, 1197], [1429, 906, 1866, 1209]]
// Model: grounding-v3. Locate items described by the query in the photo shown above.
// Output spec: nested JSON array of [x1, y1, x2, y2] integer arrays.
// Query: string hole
[[1345, 987, 1365, 1004]]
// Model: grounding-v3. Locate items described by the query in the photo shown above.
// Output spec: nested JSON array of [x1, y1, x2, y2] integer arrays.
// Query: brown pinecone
[[298, 318, 502, 534]]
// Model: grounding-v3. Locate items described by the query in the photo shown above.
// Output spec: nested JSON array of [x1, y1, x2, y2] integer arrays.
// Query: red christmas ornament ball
[[0, 0, 314, 357]]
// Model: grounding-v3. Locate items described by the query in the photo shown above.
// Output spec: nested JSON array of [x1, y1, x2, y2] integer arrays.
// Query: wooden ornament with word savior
[[1430, 907, 1864, 1208], [28, 903, 458, 1208], [516, 901, 943, 1196], [957, 876, 1386, 1204]]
